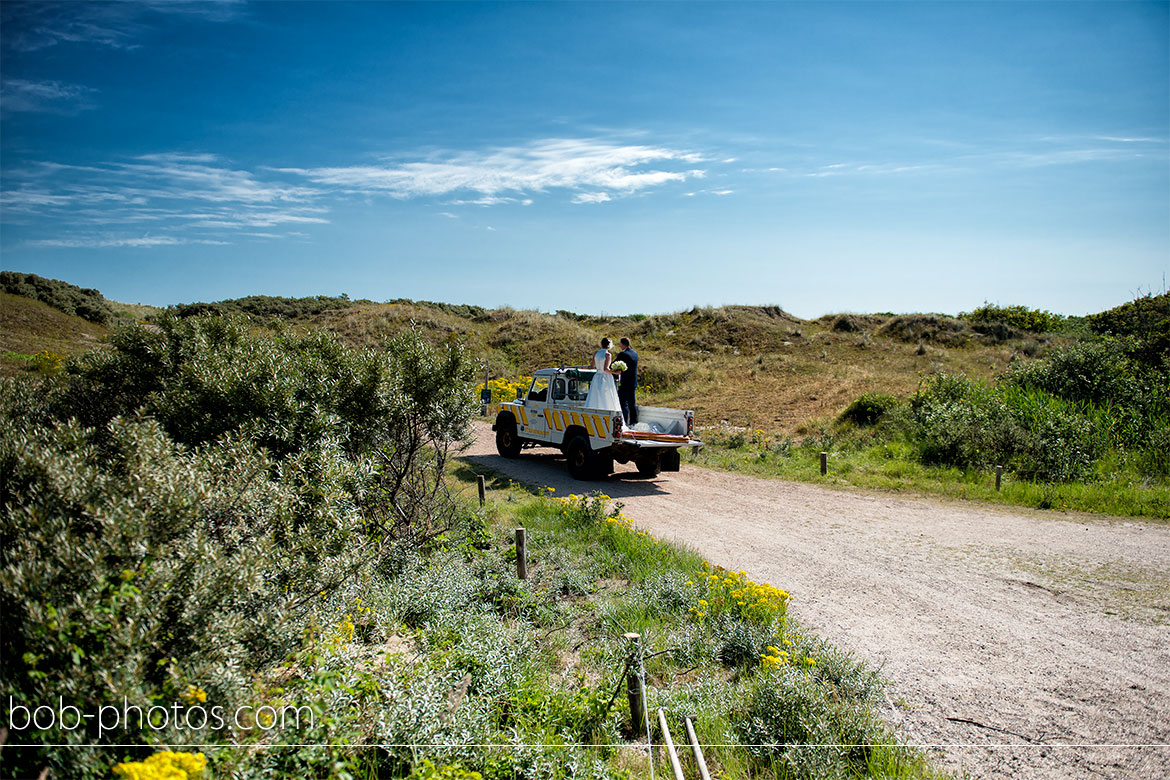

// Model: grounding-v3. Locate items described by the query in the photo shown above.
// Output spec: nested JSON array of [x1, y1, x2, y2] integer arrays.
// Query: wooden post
[[657, 709, 686, 780], [624, 633, 646, 736], [820, 451, 828, 476], [995, 465, 1003, 491], [482, 362, 490, 416], [477, 474, 486, 506], [514, 527, 528, 579]]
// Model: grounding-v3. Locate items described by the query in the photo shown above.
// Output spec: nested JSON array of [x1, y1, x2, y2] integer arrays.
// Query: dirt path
[[463, 421, 1170, 780]]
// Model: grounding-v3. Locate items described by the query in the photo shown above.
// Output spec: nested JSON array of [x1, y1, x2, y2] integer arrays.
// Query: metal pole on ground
[[820, 451, 828, 476], [477, 474, 486, 506], [657, 709, 686, 780], [684, 716, 711, 780]]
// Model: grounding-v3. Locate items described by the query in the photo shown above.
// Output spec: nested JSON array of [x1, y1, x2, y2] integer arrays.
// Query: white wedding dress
[[585, 349, 622, 413]]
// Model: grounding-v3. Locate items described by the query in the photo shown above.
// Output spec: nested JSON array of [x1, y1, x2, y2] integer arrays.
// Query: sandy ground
[[463, 421, 1170, 780]]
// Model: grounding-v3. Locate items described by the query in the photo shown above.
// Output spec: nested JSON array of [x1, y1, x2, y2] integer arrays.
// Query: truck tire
[[635, 454, 661, 477], [495, 417, 522, 458], [566, 435, 599, 480]]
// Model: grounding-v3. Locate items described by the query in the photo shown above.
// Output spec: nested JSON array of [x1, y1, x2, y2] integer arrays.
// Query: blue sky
[[1, 1, 1167, 318]]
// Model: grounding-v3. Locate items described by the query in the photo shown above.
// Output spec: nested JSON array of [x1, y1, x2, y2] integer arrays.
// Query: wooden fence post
[[624, 633, 646, 736], [820, 451, 828, 476], [995, 465, 1003, 491], [477, 474, 486, 506], [515, 527, 528, 579]]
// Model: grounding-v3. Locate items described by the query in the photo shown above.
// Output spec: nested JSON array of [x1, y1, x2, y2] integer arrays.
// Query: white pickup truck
[[492, 367, 702, 480]]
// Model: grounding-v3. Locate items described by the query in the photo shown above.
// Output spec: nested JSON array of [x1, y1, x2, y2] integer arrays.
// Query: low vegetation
[[962, 302, 1067, 334], [1, 316, 936, 779], [172, 294, 362, 320], [693, 319, 1169, 518]]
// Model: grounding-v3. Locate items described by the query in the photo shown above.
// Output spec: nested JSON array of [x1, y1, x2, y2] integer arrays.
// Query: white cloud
[[25, 236, 229, 248], [7, 137, 712, 249], [283, 138, 703, 203], [1, 79, 95, 113], [572, 192, 612, 204], [6, 154, 328, 248], [2, 1, 245, 52]]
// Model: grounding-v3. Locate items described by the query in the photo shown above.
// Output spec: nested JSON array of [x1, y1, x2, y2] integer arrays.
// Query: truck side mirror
[[516, 387, 524, 400]]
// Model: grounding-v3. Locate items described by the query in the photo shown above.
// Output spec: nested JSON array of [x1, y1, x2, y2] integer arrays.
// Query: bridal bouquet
[[610, 360, 627, 372]]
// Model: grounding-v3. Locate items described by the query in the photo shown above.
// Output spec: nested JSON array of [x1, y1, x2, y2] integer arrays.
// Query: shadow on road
[[458, 451, 672, 499]]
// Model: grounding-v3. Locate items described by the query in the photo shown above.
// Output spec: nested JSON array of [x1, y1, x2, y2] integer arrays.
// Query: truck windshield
[[527, 377, 549, 401]]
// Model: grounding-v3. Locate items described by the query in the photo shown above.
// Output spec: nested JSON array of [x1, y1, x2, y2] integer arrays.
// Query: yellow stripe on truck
[[583, 414, 596, 436], [544, 409, 557, 430], [519, 407, 529, 426], [593, 414, 607, 437]]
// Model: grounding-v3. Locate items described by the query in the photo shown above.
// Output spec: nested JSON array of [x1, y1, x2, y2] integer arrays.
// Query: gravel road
[[463, 421, 1170, 780]]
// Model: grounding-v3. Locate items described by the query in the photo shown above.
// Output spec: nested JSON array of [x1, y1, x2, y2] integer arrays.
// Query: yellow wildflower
[[113, 751, 207, 780]]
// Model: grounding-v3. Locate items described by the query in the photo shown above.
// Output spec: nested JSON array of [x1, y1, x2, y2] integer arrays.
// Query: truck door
[[522, 376, 550, 440]]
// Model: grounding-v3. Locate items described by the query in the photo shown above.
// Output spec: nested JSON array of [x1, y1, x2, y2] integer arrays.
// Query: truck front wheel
[[496, 417, 522, 458], [566, 435, 600, 480]]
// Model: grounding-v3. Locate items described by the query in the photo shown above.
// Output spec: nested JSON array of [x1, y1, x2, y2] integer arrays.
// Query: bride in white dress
[[585, 337, 623, 414]]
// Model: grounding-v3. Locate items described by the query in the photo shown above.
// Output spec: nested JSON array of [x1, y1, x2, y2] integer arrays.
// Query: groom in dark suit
[[616, 337, 638, 425]]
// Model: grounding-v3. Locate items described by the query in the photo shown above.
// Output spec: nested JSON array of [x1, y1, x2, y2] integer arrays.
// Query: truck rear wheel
[[635, 454, 661, 477], [566, 435, 600, 480], [495, 417, 522, 458]]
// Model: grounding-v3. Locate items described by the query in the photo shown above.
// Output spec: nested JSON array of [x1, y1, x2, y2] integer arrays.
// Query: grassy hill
[[310, 300, 1072, 433], [0, 275, 1084, 432], [0, 292, 109, 377]]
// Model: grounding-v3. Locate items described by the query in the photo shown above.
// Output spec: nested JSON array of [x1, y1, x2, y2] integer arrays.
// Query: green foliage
[[408, 760, 483, 780], [48, 314, 475, 462], [0, 271, 113, 324], [172, 294, 360, 320], [907, 334, 1169, 483], [1086, 292, 1170, 367], [1087, 291, 1170, 338], [738, 664, 916, 778], [964, 302, 1065, 333], [840, 392, 899, 427], [0, 316, 477, 778]]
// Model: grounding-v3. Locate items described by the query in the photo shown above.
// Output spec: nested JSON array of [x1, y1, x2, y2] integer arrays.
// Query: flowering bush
[[112, 751, 206, 780], [686, 566, 788, 626], [476, 377, 533, 404]]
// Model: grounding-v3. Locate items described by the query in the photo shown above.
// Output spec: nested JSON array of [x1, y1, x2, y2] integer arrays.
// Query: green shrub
[[1088, 293, 1170, 368], [964, 302, 1064, 333], [0, 415, 362, 776], [172, 294, 359, 320], [0, 317, 477, 778], [911, 374, 1015, 469], [0, 271, 113, 324], [737, 665, 912, 777], [1087, 292, 1170, 338], [1003, 340, 1168, 455], [840, 392, 899, 427]]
